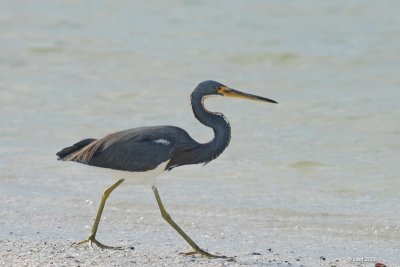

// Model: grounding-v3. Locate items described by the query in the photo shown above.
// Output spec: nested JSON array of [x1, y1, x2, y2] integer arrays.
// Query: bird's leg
[[74, 178, 125, 250], [152, 185, 227, 258]]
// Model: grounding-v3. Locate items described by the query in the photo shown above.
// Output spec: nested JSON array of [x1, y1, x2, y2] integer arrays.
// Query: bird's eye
[[217, 86, 230, 95]]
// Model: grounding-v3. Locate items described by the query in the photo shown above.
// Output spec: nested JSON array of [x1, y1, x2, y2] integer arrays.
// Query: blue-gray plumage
[[56, 80, 277, 257]]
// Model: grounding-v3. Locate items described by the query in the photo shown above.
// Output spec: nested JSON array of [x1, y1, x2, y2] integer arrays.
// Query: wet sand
[[0, 171, 392, 266]]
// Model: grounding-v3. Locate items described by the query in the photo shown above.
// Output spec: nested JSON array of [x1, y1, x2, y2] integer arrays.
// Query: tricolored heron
[[57, 80, 277, 258]]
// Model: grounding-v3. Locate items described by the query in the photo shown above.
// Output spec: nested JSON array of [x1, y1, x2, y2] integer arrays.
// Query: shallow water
[[1, 0, 400, 265]]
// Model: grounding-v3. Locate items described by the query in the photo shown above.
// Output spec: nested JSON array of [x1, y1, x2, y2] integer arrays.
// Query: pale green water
[[1, 0, 400, 265]]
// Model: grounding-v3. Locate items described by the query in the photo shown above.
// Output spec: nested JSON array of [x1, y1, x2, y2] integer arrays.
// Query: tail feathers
[[56, 138, 96, 160]]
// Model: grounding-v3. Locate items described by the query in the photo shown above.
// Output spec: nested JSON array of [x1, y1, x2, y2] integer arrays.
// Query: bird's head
[[194, 80, 278, 104]]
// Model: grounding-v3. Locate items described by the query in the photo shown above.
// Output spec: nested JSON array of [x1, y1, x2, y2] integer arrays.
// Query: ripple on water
[[228, 52, 298, 65], [290, 161, 329, 169]]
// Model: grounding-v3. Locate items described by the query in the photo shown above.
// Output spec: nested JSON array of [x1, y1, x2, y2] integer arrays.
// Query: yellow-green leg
[[152, 185, 227, 258], [74, 178, 125, 250]]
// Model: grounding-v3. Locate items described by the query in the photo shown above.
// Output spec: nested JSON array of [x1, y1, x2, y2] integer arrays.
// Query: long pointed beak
[[219, 86, 278, 104]]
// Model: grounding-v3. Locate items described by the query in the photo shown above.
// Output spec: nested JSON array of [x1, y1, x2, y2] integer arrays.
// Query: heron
[[56, 80, 277, 258]]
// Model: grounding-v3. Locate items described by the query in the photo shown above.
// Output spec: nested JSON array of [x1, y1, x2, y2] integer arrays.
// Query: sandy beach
[[1, 168, 396, 266]]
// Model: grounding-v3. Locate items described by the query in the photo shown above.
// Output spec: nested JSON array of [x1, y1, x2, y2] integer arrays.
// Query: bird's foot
[[180, 248, 230, 259], [73, 235, 121, 250]]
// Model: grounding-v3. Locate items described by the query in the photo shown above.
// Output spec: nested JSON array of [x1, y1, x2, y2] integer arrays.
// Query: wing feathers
[[59, 126, 196, 172]]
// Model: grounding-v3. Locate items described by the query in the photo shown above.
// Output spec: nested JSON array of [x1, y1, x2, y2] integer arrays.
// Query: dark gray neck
[[190, 92, 231, 164]]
